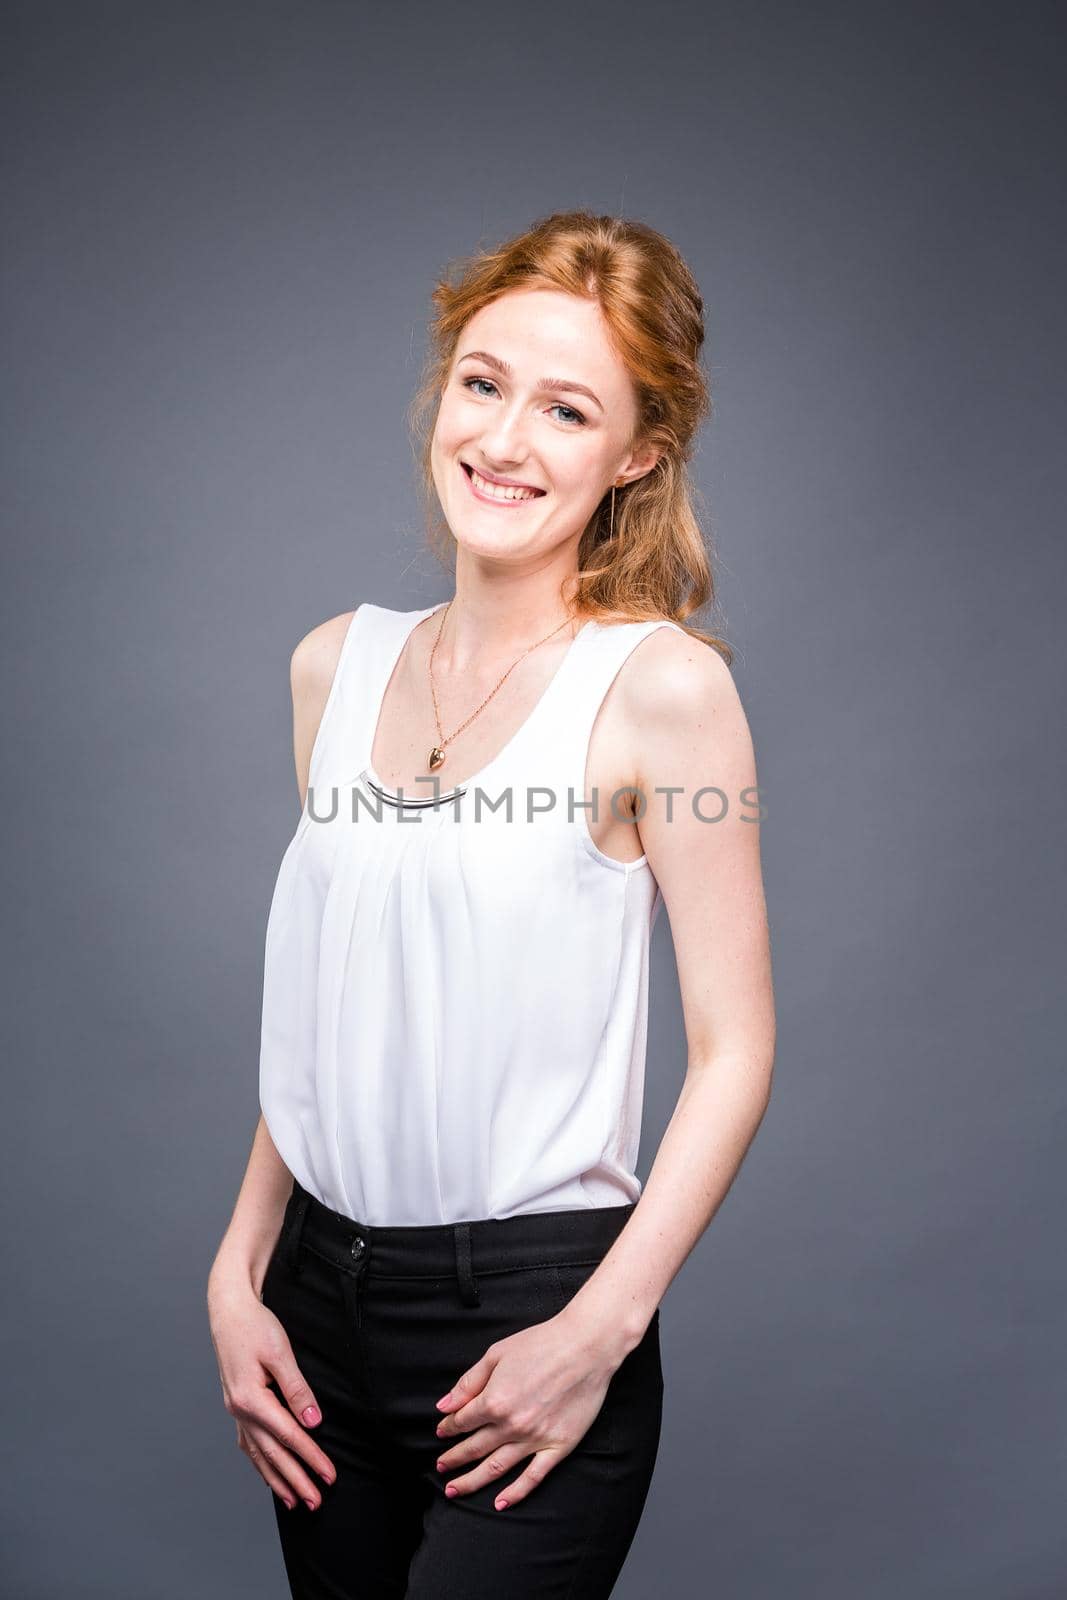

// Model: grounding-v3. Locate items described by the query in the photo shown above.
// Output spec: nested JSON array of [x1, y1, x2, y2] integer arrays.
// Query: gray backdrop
[[4, 2, 1064, 1595]]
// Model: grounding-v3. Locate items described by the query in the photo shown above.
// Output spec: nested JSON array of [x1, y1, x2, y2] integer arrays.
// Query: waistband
[[279, 1179, 637, 1307]]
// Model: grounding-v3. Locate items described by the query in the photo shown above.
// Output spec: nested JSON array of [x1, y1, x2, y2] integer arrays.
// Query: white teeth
[[468, 466, 539, 502]]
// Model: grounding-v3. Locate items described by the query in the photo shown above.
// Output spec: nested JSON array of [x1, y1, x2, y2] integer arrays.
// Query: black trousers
[[260, 1179, 664, 1598]]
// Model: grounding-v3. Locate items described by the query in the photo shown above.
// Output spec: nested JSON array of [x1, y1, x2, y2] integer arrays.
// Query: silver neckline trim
[[358, 767, 468, 809]]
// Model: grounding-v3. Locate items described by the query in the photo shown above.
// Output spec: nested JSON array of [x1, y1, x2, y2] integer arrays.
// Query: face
[[430, 288, 658, 561]]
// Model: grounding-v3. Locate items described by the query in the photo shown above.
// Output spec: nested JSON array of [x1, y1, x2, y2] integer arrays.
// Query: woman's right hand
[[208, 1277, 337, 1512]]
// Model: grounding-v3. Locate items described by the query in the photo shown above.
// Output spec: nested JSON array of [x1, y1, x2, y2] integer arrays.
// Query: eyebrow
[[456, 349, 604, 412]]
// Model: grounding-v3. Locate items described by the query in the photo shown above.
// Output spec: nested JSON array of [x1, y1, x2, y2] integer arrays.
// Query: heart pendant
[[428, 746, 446, 771]]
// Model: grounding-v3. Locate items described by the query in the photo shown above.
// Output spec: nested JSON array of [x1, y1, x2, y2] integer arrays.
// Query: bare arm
[[559, 630, 776, 1353], [207, 609, 358, 1306], [205, 609, 358, 1513], [208, 1115, 297, 1303]]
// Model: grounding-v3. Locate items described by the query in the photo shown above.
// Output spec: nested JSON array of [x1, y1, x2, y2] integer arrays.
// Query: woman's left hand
[[433, 1311, 619, 1509]]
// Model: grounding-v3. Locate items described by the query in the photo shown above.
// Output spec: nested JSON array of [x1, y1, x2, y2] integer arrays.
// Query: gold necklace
[[425, 601, 578, 772]]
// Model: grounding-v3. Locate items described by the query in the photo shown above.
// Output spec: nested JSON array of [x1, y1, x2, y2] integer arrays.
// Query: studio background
[[4, 2, 1064, 1595]]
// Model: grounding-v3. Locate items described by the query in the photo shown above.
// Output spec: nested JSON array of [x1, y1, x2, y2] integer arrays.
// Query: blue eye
[[550, 402, 586, 427], [460, 377, 587, 427]]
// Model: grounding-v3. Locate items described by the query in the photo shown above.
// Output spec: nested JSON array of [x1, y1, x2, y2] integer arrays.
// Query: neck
[[432, 583, 584, 675]]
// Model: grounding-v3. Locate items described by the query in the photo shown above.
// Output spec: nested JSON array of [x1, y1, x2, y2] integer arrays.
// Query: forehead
[[458, 288, 629, 393]]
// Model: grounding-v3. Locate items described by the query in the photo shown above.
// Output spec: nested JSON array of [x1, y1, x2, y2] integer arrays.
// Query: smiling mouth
[[461, 462, 546, 504]]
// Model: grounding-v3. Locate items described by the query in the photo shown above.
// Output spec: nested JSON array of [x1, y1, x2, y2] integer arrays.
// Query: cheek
[[435, 389, 476, 446], [429, 397, 456, 456], [551, 446, 606, 501]]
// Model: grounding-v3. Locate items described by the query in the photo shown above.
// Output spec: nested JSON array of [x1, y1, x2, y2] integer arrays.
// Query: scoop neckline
[[364, 602, 598, 802]]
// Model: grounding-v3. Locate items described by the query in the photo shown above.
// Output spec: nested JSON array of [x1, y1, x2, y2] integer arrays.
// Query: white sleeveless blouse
[[258, 600, 686, 1225]]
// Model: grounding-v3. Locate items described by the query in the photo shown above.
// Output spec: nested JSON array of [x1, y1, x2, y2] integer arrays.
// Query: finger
[[487, 1448, 564, 1510], [436, 1400, 487, 1441], [238, 1423, 296, 1510], [436, 1386, 500, 1440], [436, 1423, 507, 1473], [259, 1381, 337, 1487], [441, 1439, 531, 1501], [242, 1417, 326, 1511], [270, 1349, 325, 1433], [436, 1348, 498, 1416]]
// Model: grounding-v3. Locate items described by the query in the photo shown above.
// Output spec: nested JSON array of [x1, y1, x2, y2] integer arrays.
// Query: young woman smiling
[[208, 210, 775, 1598]]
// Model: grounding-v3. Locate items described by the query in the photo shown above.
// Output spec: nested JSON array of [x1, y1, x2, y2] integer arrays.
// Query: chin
[[451, 524, 522, 556]]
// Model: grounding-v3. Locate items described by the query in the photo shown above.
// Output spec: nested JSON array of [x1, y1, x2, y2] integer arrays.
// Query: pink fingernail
[[445, 1485, 458, 1498], [495, 1497, 509, 1511], [302, 1406, 321, 1426]]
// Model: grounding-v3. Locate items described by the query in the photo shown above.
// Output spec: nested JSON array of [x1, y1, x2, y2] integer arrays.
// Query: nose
[[477, 401, 530, 468]]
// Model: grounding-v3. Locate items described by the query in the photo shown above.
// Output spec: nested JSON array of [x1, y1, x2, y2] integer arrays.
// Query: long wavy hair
[[407, 210, 732, 664]]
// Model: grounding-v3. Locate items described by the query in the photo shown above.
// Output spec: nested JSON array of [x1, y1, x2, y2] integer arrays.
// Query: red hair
[[408, 210, 732, 663]]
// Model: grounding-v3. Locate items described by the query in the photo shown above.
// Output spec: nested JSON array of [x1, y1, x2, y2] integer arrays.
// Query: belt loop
[[284, 1183, 312, 1278], [453, 1222, 480, 1307]]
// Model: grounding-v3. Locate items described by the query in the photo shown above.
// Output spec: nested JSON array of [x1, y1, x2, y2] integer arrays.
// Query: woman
[[208, 210, 775, 1598]]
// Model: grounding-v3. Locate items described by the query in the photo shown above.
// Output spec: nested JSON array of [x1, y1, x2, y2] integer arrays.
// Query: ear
[[618, 440, 661, 486]]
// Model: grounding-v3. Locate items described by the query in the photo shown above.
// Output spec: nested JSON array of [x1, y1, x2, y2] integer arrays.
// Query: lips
[[462, 462, 545, 495], [460, 464, 547, 505]]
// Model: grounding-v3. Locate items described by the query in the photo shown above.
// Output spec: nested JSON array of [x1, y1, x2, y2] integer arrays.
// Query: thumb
[[270, 1350, 323, 1428]]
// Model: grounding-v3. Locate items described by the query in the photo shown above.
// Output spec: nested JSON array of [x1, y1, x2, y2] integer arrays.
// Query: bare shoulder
[[621, 624, 752, 790], [288, 607, 360, 806], [625, 623, 738, 718], [290, 608, 360, 704]]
